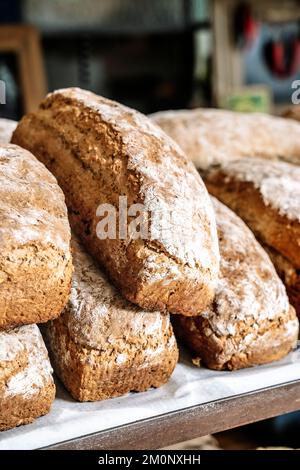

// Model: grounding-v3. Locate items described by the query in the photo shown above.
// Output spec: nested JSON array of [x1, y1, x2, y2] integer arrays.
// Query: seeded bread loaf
[[150, 108, 300, 170], [0, 144, 72, 330], [173, 198, 299, 370], [0, 118, 17, 143], [0, 324, 55, 431], [43, 239, 178, 402], [12, 87, 219, 316]]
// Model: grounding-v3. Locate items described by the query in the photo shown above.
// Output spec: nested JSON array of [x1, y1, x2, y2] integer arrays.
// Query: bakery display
[[0, 86, 298, 439], [204, 157, 300, 321], [0, 324, 55, 431], [150, 108, 300, 170], [43, 238, 178, 402], [173, 198, 299, 370], [0, 144, 72, 330], [12, 87, 220, 317], [0, 118, 17, 144]]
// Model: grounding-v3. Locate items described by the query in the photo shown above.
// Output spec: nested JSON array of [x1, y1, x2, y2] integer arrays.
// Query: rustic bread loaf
[[0, 324, 55, 431], [262, 244, 300, 319], [150, 108, 300, 170], [282, 105, 300, 122], [12, 87, 219, 316], [43, 238, 178, 402], [0, 118, 17, 143], [0, 144, 72, 330], [204, 157, 300, 269], [173, 198, 299, 370]]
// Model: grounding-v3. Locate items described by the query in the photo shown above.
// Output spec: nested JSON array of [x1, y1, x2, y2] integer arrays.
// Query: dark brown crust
[[0, 381, 55, 431], [205, 173, 300, 268], [44, 316, 178, 402], [173, 306, 297, 371]]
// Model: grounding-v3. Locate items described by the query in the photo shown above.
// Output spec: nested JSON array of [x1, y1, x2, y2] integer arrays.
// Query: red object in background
[[264, 36, 300, 79], [234, 2, 259, 49], [289, 37, 300, 76]]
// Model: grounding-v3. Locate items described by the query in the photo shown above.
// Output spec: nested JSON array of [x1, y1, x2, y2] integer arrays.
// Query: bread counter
[[1, 348, 300, 450]]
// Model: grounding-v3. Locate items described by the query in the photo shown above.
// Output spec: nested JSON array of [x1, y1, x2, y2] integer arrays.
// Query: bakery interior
[[1, 0, 300, 453]]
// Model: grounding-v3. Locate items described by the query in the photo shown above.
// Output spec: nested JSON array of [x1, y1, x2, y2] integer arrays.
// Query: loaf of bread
[[204, 157, 300, 320], [204, 157, 300, 268], [0, 144, 72, 330], [0, 118, 17, 143], [12, 87, 219, 316], [150, 108, 300, 170], [0, 324, 55, 431], [43, 238, 178, 402], [262, 244, 300, 319], [282, 105, 300, 122], [173, 198, 299, 370]]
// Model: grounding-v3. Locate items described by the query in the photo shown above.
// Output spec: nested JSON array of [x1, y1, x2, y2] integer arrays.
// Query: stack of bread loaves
[[2, 91, 299, 432], [11, 88, 299, 379], [11, 88, 220, 402], [0, 121, 73, 430], [151, 109, 300, 319]]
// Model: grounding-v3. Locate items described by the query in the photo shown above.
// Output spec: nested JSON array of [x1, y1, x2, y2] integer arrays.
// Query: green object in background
[[221, 86, 272, 113]]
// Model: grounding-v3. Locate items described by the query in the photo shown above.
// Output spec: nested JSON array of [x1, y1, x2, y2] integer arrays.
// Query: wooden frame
[[212, 0, 300, 106], [0, 25, 47, 113], [42, 380, 300, 450]]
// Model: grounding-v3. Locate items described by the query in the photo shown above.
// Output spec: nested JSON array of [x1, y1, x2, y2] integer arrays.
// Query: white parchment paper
[[1, 347, 300, 450]]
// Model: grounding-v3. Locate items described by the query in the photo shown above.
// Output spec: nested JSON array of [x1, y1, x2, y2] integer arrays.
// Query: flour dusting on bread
[[1, 325, 53, 398], [219, 158, 300, 222]]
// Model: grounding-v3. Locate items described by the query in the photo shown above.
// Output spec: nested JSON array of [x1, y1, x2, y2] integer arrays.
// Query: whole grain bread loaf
[[204, 157, 300, 323], [204, 157, 300, 268], [262, 244, 300, 319], [173, 198, 299, 370], [282, 105, 300, 122], [43, 238, 178, 402], [0, 118, 17, 143], [0, 144, 72, 330], [12, 87, 219, 316], [150, 108, 300, 170], [0, 324, 55, 431]]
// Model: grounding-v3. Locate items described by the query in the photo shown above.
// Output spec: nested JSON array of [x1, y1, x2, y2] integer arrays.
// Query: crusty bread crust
[[12, 88, 219, 316], [43, 239, 178, 402], [45, 316, 177, 402], [282, 105, 300, 122], [204, 158, 300, 268], [173, 199, 299, 370], [0, 325, 55, 431], [262, 244, 300, 318], [151, 108, 300, 169], [0, 381, 55, 431], [0, 144, 72, 330]]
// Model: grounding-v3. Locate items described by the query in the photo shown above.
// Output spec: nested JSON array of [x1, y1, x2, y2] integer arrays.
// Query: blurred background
[[1, 0, 300, 450], [1, 0, 300, 121]]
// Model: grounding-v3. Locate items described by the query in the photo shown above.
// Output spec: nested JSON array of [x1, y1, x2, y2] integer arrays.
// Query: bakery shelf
[[44, 380, 300, 450], [2, 347, 300, 450]]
